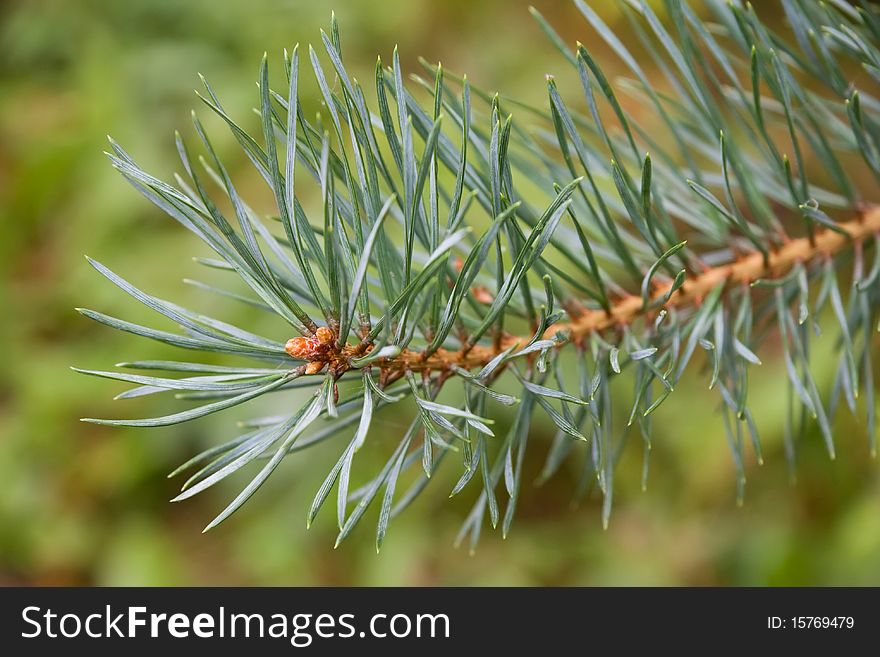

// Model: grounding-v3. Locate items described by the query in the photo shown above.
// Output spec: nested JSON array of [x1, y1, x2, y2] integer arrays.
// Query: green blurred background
[[1, 0, 878, 586]]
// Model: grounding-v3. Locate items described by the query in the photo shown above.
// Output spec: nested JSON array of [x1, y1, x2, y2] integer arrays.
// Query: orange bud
[[285, 337, 314, 360], [305, 361, 325, 375], [285, 327, 335, 363], [315, 326, 334, 344]]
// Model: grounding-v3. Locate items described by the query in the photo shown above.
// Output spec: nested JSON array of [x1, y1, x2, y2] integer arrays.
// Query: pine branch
[[77, 0, 880, 546], [329, 205, 880, 376]]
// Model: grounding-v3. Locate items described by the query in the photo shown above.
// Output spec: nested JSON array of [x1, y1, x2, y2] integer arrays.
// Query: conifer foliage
[[77, 1, 880, 548]]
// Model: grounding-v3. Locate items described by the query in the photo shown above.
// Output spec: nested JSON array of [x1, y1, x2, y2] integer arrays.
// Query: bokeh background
[[1, 0, 878, 586]]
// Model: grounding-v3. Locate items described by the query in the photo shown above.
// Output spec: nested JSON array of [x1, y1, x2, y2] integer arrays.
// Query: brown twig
[[289, 206, 880, 378]]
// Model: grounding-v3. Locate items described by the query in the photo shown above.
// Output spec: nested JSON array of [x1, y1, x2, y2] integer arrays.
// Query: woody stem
[[278, 206, 877, 378], [364, 206, 880, 376]]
